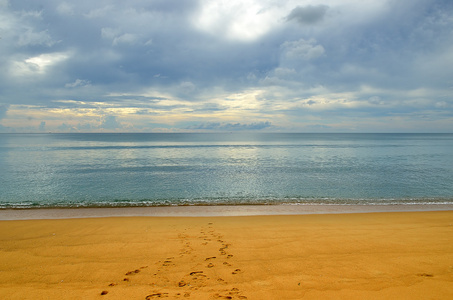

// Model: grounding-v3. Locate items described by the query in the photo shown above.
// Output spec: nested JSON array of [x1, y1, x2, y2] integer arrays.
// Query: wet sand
[[1, 209, 453, 299], [1, 203, 453, 220]]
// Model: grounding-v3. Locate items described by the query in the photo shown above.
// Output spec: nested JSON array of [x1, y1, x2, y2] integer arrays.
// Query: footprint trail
[[100, 222, 247, 299]]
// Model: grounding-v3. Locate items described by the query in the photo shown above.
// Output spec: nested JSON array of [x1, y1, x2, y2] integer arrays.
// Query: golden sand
[[1, 211, 453, 299]]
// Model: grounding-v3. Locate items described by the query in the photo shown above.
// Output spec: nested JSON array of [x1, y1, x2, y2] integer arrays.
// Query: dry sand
[[1, 210, 453, 299]]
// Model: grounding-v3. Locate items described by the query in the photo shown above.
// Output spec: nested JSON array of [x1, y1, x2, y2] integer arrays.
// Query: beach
[[1, 207, 453, 299]]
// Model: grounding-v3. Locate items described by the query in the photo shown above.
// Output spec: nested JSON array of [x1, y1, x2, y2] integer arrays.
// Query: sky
[[1, 0, 452, 133]]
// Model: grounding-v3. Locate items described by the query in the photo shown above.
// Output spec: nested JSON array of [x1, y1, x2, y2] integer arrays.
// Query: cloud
[[435, 101, 449, 109], [177, 81, 197, 96], [368, 96, 383, 105], [65, 79, 91, 88], [38, 121, 46, 131], [187, 121, 272, 131], [281, 39, 325, 61], [305, 124, 332, 130], [101, 27, 140, 46], [0, 104, 8, 120], [17, 29, 56, 47], [194, 0, 278, 41], [56, 3, 75, 16], [1, 8, 58, 48], [10, 52, 69, 77], [0, 0, 452, 132], [100, 115, 122, 130], [286, 5, 329, 25], [57, 123, 75, 131]]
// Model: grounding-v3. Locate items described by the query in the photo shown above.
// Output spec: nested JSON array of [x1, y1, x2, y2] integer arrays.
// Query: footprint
[[125, 269, 141, 275], [205, 257, 216, 261], [232, 269, 242, 275], [215, 288, 247, 299], [207, 263, 214, 268], [146, 293, 169, 298], [178, 280, 187, 287], [213, 294, 233, 299], [190, 271, 204, 276], [100, 290, 108, 295], [417, 273, 434, 277], [162, 260, 174, 267]]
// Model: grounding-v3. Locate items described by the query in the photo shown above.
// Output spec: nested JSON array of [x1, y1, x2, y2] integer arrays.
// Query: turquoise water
[[1, 133, 452, 208]]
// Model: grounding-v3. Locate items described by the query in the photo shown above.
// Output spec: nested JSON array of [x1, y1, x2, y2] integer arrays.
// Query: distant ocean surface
[[1, 133, 453, 209]]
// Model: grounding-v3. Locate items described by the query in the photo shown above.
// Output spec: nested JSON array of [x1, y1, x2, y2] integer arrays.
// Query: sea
[[1, 133, 452, 209]]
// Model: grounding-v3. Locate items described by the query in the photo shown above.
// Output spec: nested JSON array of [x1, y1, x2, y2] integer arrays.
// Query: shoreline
[[1, 203, 453, 220]]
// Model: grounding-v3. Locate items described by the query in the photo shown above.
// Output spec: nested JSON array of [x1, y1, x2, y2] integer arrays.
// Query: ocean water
[[0, 133, 452, 208]]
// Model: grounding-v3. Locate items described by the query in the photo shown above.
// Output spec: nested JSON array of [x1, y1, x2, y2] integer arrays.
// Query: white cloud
[[113, 33, 139, 46], [18, 10, 43, 19], [56, 3, 75, 15], [435, 101, 449, 109], [101, 27, 139, 46], [194, 0, 281, 41], [16, 29, 56, 47], [100, 115, 122, 129], [10, 52, 69, 76], [187, 121, 272, 130]]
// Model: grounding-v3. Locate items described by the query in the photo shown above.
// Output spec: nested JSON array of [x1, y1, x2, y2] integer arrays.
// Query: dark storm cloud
[[286, 5, 329, 25]]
